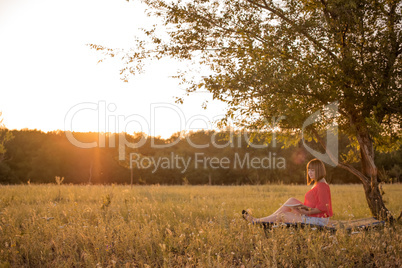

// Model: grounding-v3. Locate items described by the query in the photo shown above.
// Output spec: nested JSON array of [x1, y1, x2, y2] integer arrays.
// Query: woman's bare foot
[[242, 210, 257, 223]]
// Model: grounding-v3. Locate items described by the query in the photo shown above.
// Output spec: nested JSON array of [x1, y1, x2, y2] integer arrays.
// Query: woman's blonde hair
[[306, 159, 326, 185]]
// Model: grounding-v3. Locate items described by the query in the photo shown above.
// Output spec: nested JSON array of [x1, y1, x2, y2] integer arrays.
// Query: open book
[[284, 203, 307, 208]]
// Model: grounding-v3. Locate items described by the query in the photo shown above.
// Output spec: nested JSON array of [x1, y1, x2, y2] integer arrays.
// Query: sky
[[0, 0, 227, 138]]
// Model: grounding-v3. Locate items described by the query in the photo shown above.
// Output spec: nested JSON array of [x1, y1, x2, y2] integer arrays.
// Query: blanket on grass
[[260, 217, 385, 233]]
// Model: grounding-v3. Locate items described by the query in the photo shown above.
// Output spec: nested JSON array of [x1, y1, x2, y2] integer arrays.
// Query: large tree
[[91, 0, 401, 220]]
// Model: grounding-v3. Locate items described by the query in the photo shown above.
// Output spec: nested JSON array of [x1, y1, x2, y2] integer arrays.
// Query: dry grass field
[[0, 183, 401, 267]]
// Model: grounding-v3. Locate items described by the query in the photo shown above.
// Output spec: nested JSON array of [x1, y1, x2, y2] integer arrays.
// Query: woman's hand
[[294, 206, 322, 215], [294, 207, 309, 215]]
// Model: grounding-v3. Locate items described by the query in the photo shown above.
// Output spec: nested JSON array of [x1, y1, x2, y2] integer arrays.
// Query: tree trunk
[[312, 127, 392, 221], [356, 132, 391, 221], [131, 167, 133, 188], [88, 161, 93, 185]]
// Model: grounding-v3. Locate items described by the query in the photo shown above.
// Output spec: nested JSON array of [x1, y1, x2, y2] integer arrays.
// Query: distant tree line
[[0, 129, 400, 185]]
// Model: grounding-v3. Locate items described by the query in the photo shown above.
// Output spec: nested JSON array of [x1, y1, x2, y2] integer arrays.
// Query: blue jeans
[[301, 215, 329, 226]]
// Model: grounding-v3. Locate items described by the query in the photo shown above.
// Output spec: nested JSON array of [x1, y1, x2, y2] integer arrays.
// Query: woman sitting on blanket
[[243, 158, 333, 226]]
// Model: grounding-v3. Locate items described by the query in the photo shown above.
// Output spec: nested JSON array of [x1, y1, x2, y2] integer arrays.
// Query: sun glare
[[0, 0, 226, 139]]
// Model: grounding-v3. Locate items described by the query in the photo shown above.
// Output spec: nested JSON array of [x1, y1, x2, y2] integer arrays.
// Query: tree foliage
[[94, 0, 401, 162], [0, 112, 14, 163], [1, 129, 401, 185], [91, 0, 401, 144]]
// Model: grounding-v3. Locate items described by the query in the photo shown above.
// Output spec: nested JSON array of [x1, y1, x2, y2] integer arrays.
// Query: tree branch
[[310, 127, 369, 182], [193, 8, 271, 48], [245, 0, 339, 62]]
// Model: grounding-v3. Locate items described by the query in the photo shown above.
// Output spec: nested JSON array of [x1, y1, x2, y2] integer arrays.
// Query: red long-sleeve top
[[303, 182, 333, 218]]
